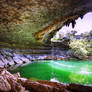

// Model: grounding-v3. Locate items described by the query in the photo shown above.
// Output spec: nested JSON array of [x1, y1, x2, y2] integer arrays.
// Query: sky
[[59, 12, 92, 35]]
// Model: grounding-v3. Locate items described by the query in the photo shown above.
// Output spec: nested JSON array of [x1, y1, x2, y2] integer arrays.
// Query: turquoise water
[[11, 60, 92, 85]]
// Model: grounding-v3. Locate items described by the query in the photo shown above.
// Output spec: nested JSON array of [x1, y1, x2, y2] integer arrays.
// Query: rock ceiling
[[0, 0, 92, 48]]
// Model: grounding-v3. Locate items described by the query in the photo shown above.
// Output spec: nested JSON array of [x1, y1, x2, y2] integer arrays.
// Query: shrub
[[69, 38, 90, 58]]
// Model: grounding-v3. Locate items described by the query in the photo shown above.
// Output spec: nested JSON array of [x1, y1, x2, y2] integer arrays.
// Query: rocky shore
[[0, 48, 50, 68], [0, 48, 70, 69]]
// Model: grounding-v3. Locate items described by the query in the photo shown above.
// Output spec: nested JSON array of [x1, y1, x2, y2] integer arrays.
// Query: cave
[[0, 0, 92, 92]]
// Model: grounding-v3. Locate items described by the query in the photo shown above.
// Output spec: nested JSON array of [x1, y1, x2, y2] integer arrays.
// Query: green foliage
[[88, 41, 92, 55], [69, 37, 91, 58]]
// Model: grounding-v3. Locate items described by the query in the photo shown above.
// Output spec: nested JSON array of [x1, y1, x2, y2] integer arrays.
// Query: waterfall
[[50, 42, 55, 79]]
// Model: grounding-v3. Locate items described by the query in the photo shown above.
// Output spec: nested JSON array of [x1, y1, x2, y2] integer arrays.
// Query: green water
[[12, 60, 92, 85]]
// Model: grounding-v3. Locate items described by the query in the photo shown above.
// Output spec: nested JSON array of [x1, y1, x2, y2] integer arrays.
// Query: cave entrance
[[52, 12, 92, 42], [50, 12, 92, 59]]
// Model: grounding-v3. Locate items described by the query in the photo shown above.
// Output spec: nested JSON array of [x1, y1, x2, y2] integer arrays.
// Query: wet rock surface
[[0, 68, 92, 92]]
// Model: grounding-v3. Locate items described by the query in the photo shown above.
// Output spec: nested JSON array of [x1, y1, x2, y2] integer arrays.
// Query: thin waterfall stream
[[50, 42, 55, 81]]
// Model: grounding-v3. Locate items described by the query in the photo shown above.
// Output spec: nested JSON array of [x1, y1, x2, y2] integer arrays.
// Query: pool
[[11, 60, 92, 85]]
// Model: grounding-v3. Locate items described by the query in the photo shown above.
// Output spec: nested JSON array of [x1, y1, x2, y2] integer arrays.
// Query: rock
[[7, 57, 15, 66], [0, 67, 28, 92], [87, 56, 92, 60], [51, 42, 69, 50], [0, 76, 11, 91], [58, 57, 69, 60], [0, 54, 5, 62], [44, 55, 70, 60], [13, 56, 23, 64], [24, 55, 33, 61], [0, 60, 4, 67], [9, 63, 22, 70], [0, 0, 92, 48], [2, 50, 13, 57], [44, 56, 57, 60], [37, 80, 67, 89], [23, 80, 69, 92], [20, 57, 30, 63], [68, 83, 92, 92], [4, 58, 10, 67]]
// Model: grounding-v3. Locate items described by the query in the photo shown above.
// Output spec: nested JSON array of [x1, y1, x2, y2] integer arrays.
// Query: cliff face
[[0, 0, 92, 48]]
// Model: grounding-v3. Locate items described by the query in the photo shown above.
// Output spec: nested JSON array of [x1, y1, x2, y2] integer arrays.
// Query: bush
[[69, 38, 90, 58]]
